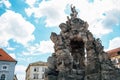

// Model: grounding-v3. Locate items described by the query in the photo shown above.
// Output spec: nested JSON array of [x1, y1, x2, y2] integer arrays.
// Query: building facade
[[107, 47, 120, 68], [13, 75, 18, 80], [26, 61, 47, 80], [0, 48, 17, 80]]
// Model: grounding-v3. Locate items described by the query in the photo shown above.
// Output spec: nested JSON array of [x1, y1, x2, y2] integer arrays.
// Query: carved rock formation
[[45, 6, 120, 80]]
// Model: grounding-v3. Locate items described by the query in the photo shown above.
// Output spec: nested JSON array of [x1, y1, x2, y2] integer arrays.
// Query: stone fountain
[[45, 6, 120, 80]]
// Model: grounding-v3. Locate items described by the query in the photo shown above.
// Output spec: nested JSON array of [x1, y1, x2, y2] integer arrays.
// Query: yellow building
[[107, 47, 120, 68], [26, 61, 47, 80]]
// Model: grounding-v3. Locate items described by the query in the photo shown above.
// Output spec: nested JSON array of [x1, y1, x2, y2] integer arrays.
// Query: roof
[[30, 61, 47, 66], [107, 47, 120, 58], [0, 48, 17, 62], [26, 61, 47, 72]]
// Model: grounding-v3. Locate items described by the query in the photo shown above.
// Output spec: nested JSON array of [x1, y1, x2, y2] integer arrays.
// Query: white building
[[107, 47, 120, 68], [26, 61, 47, 80], [0, 48, 17, 80]]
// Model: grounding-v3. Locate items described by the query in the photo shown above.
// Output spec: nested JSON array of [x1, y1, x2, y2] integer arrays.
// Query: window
[[118, 58, 120, 63], [118, 51, 120, 55], [34, 67, 39, 72], [33, 74, 39, 79], [42, 74, 44, 79], [3, 66, 7, 69], [0, 74, 6, 80], [42, 67, 45, 72], [2, 65, 8, 70]]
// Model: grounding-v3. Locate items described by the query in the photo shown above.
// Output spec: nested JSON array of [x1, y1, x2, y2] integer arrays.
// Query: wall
[[0, 61, 16, 80], [28, 65, 47, 80]]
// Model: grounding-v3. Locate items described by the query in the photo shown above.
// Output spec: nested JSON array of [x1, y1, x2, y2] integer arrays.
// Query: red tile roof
[[0, 48, 17, 62], [107, 47, 120, 58]]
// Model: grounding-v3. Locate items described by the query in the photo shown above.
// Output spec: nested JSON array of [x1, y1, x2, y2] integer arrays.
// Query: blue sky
[[0, 0, 120, 80]]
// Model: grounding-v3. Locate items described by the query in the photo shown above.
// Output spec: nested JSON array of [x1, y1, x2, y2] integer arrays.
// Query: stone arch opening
[[70, 40, 85, 69]]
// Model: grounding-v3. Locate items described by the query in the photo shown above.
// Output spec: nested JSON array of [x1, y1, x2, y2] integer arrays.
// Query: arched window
[[34, 67, 39, 72], [1, 74, 6, 80]]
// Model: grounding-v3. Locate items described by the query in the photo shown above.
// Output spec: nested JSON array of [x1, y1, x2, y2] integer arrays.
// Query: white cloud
[[102, 9, 120, 28], [4, 0, 11, 8], [25, 0, 68, 27], [25, 0, 36, 7], [15, 65, 26, 73], [22, 40, 54, 56], [0, 0, 11, 8], [25, 0, 120, 37], [9, 53, 16, 59], [39, 40, 54, 53], [25, 8, 34, 17], [15, 65, 27, 80], [107, 37, 120, 50], [89, 20, 112, 37], [6, 46, 15, 51], [0, 10, 35, 47]]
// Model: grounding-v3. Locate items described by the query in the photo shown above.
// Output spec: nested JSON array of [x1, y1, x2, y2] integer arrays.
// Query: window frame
[[1, 65, 8, 71], [34, 67, 39, 72], [42, 67, 45, 72], [33, 74, 39, 79]]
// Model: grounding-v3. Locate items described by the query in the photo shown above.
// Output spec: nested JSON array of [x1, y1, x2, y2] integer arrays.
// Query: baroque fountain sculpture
[[45, 6, 120, 80]]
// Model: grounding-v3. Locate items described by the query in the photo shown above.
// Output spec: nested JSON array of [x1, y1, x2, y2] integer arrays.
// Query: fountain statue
[[45, 6, 120, 80]]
